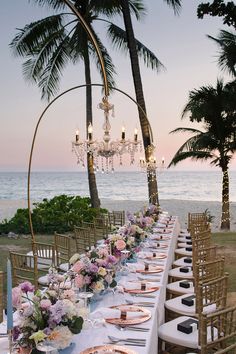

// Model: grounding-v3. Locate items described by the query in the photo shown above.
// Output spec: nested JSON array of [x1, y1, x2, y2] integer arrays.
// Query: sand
[[0, 198, 236, 232]]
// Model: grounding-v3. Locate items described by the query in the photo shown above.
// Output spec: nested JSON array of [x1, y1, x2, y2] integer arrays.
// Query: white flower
[[93, 281, 105, 293], [49, 326, 73, 350], [98, 267, 107, 277], [62, 299, 76, 319]]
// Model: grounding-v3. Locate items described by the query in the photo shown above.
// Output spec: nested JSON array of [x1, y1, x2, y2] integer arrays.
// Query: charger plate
[[80, 344, 137, 354], [124, 286, 159, 294], [106, 305, 151, 325], [145, 253, 167, 260], [136, 266, 163, 274]]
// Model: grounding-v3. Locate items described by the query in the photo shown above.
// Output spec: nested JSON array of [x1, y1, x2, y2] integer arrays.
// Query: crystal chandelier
[[140, 144, 165, 177], [72, 96, 142, 173]]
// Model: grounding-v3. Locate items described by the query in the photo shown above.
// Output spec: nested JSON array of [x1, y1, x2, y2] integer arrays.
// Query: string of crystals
[[72, 96, 142, 173]]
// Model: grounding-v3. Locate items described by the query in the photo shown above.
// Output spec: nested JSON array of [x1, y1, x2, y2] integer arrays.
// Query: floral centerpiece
[[106, 233, 138, 262], [69, 247, 117, 293], [143, 204, 161, 221], [12, 281, 83, 352], [126, 211, 155, 232]]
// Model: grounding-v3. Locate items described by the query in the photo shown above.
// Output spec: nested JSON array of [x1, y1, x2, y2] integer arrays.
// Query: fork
[[115, 324, 149, 332], [131, 293, 156, 298], [125, 299, 154, 307], [108, 335, 146, 344]]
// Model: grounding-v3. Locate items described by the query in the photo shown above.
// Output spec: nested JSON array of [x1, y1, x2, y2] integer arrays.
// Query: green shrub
[[0, 195, 107, 234]]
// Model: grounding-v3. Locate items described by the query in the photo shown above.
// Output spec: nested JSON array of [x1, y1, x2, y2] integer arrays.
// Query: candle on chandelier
[[75, 129, 79, 142], [121, 126, 125, 140], [134, 128, 138, 142], [88, 123, 93, 141], [162, 156, 165, 165]]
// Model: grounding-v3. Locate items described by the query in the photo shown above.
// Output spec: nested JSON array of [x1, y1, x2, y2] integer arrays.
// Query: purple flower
[[43, 327, 52, 335], [84, 275, 92, 285], [13, 326, 21, 341], [89, 264, 98, 273], [20, 281, 34, 293], [107, 255, 117, 264], [49, 300, 66, 325]]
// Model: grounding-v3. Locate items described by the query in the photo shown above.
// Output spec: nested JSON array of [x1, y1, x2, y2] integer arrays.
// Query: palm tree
[[107, 0, 182, 205], [169, 79, 236, 230], [10, 0, 164, 208], [208, 30, 236, 77]]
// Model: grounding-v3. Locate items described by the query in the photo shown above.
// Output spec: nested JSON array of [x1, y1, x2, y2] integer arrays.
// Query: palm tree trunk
[[220, 168, 230, 230], [84, 46, 100, 208], [121, 0, 159, 205]]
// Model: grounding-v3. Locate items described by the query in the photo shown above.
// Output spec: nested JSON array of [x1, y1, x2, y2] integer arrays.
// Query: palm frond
[[89, 0, 146, 19], [208, 30, 236, 77], [89, 29, 116, 90], [38, 37, 70, 101], [168, 150, 213, 167], [9, 15, 65, 57], [170, 127, 204, 134], [107, 23, 164, 72], [164, 0, 182, 15], [29, 0, 66, 10]]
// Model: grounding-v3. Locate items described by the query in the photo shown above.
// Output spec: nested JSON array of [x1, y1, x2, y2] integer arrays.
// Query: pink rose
[[72, 261, 84, 273], [62, 289, 76, 302], [75, 274, 85, 288], [40, 299, 52, 310], [115, 239, 126, 251], [12, 287, 22, 309]]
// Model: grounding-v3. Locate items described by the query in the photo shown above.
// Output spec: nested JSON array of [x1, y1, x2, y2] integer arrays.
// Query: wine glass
[[36, 341, 59, 354], [77, 290, 94, 328]]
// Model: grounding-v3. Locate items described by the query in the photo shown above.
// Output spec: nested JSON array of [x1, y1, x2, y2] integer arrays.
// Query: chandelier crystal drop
[[140, 145, 165, 177], [72, 96, 143, 173]]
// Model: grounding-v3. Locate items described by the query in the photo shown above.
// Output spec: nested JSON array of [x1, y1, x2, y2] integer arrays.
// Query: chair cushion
[[38, 275, 49, 286], [175, 248, 192, 257], [158, 316, 199, 349], [166, 280, 194, 295], [165, 293, 196, 316], [169, 267, 193, 280], [173, 257, 192, 267], [59, 263, 69, 272], [158, 316, 218, 349]]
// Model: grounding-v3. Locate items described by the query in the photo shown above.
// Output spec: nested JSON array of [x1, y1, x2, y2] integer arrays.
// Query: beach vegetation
[[197, 0, 236, 28], [169, 79, 236, 230], [0, 195, 107, 234]]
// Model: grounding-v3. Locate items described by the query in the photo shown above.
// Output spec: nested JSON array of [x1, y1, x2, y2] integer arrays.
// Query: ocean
[[0, 170, 236, 202]]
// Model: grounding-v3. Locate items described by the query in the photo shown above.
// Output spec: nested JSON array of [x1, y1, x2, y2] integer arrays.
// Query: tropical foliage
[[169, 79, 236, 230], [0, 195, 107, 234], [197, 0, 236, 28]]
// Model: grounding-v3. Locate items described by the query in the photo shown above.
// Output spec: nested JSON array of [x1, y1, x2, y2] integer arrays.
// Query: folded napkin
[[127, 263, 159, 272], [90, 307, 145, 320], [121, 281, 157, 290]]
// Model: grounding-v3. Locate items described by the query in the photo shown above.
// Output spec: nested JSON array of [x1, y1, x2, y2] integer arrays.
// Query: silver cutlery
[[138, 276, 161, 282], [115, 325, 149, 332], [130, 293, 156, 298], [125, 299, 154, 307], [108, 335, 146, 344], [104, 342, 146, 347]]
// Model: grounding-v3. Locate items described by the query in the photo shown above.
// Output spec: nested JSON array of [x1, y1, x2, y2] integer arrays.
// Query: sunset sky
[[1, 0, 235, 172]]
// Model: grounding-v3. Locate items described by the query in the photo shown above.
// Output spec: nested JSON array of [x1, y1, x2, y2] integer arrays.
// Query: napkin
[[121, 281, 157, 290], [90, 307, 145, 320]]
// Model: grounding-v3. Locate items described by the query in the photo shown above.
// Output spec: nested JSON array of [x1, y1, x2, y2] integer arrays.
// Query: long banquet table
[[0, 216, 180, 354], [62, 216, 180, 354]]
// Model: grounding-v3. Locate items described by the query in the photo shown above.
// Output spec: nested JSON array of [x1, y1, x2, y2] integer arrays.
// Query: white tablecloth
[[61, 218, 180, 354]]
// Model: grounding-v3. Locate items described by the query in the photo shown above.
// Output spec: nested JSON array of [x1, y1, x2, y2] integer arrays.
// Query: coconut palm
[[169, 79, 236, 230], [208, 30, 236, 77], [10, 0, 164, 208], [107, 0, 182, 204]]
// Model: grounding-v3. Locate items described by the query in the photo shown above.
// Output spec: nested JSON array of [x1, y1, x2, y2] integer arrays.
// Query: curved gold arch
[[28, 83, 154, 244]]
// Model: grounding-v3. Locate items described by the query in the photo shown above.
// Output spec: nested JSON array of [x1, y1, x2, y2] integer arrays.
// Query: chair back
[[54, 232, 71, 268], [81, 221, 96, 245], [0, 271, 3, 323], [10, 252, 38, 288], [191, 228, 211, 242], [192, 245, 217, 265], [192, 234, 211, 252], [196, 274, 228, 315], [108, 211, 125, 227], [93, 217, 109, 239], [188, 212, 208, 232], [74, 226, 91, 253], [33, 242, 56, 270], [194, 257, 225, 285], [200, 306, 236, 354]]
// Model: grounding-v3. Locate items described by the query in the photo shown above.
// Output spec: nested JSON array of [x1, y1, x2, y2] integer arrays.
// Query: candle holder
[[7, 329, 13, 354]]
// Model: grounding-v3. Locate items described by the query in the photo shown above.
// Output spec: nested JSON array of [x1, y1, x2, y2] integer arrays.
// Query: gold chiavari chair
[[74, 226, 91, 253], [10, 252, 38, 289], [200, 305, 236, 354], [93, 217, 109, 240], [159, 305, 236, 353], [33, 242, 56, 270], [54, 232, 71, 272], [81, 221, 96, 246], [108, 211, 125, 227], [188, 212, 208, 231], [0, 271, 3, 323]]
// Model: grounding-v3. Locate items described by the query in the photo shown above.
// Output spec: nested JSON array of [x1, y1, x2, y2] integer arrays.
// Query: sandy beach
[[0, 198, 236, 232]]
